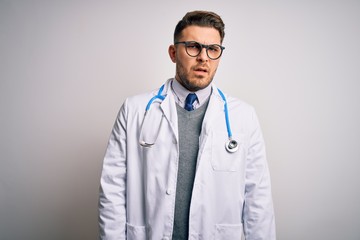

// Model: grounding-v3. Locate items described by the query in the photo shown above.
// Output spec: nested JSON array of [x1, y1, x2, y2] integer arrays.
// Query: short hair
[[174, 10, 225, 43]]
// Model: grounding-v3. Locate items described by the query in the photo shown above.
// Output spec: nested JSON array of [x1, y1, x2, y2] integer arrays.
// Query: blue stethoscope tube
[[145, 84, 167, 111], [139, 84, 239, 153], [217, 88, 239, 153]]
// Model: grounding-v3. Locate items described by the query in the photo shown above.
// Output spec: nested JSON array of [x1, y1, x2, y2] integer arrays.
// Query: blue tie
[[184, 93, 197, 111]]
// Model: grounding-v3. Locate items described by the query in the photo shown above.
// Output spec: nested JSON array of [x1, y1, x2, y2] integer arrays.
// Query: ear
[[168, 45, 176, 63]]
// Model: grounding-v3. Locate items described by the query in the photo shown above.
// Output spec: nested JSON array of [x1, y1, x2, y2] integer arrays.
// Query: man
[[99, 10, 276, 240]]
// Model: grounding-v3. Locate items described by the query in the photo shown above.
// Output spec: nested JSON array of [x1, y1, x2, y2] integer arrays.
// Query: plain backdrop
[[1, 0, 360, 239]]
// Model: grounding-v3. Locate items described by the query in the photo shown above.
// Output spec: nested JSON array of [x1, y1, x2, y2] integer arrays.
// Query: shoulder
[[123, 79, 172, 112], [214, 88, 256, 115], [227, 96, 255, 112], [113, 90, 156, 117], [120, 89, 158, 115]]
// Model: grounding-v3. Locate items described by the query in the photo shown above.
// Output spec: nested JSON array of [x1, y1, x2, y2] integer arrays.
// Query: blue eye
[[208, 45, 220, 52]]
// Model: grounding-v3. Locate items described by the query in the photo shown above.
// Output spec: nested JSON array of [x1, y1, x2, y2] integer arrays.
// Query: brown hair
[[174, 10, 225, 43]]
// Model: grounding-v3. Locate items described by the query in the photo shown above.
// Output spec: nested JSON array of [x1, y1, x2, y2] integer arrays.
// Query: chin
[[177, 74, 212, 91], [188, 80, 212, 91]]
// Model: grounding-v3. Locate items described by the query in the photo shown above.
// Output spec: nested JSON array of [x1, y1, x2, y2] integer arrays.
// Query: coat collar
[[157, 78, 225, 140]]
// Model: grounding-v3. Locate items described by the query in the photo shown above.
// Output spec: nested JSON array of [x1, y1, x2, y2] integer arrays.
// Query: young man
[[99, 10, 276, 240]]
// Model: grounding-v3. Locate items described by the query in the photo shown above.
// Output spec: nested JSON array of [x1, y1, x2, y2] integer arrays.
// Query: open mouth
[[194, 67, 208, 73]]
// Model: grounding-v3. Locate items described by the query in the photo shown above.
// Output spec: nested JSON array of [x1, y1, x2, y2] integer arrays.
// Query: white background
[[1, 0, 359, 239]]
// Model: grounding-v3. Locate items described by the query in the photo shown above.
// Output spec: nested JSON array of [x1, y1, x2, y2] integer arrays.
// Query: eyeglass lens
[[185, 42, 223, 60]]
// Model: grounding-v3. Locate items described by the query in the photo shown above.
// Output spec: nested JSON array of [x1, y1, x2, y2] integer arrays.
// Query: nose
[[196, 47, 209, 62]]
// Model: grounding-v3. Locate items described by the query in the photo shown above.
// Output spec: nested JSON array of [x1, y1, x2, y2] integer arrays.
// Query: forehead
[[179, 26, 221, 44]]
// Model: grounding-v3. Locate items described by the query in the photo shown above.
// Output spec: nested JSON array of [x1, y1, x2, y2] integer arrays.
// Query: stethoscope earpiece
[[225, 139, 239, 153]]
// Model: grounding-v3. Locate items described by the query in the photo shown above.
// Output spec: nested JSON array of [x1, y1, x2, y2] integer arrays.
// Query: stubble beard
[[175, 63, 216, 92]]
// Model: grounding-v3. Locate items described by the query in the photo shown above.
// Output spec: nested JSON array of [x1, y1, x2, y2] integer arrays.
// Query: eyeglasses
[[174, 41, 225, 60]]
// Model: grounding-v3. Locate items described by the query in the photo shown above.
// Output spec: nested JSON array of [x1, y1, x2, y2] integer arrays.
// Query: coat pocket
[[210, 131, 245, 172], [215, 223, 243, 240], [126, 223, 147, 240]]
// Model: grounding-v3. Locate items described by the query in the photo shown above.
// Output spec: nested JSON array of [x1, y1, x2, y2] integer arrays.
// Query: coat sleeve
[[243, 107, 276, 240], [99, 100, 128, 240]]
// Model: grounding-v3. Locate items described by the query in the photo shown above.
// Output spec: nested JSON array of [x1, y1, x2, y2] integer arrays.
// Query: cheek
[[210, 62, 220, 73], [177, 59, 192, 72]]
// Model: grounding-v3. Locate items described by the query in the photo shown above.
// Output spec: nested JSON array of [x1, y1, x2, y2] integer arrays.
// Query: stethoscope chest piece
[[225, 139, 239, 153]]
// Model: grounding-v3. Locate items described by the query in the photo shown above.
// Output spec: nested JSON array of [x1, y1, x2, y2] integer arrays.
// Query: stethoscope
[[139, 84, 239, 153]]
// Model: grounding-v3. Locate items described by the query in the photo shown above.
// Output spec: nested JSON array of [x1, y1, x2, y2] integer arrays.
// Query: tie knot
[[184, 93, 198, 111]]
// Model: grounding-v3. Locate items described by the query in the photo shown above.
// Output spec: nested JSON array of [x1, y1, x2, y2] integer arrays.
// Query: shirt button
[[166, 189, 173, 195], [162, 237, 169, 240]]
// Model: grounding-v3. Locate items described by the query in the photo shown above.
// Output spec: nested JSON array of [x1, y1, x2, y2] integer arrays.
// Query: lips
[[194, 66, 208, 73]]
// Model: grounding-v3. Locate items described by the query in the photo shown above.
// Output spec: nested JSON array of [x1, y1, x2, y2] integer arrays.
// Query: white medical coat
[[99, 79, 276, 240]]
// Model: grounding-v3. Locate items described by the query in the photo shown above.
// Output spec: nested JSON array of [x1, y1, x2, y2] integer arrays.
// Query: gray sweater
[[172, 101, 209, 240]]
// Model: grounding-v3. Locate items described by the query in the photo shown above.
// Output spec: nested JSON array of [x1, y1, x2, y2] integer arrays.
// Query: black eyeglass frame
[[174, 41, 225, 60]]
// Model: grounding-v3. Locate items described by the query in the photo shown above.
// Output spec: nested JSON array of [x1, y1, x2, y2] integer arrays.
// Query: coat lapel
[[159, 79, 179, 142], [201, 85, 225, 136]]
